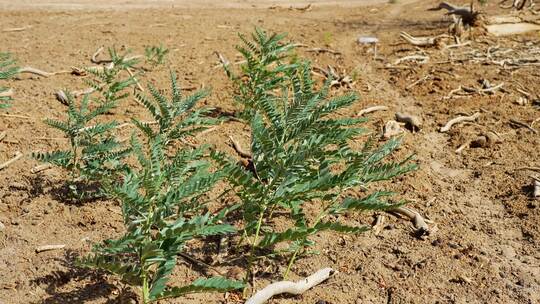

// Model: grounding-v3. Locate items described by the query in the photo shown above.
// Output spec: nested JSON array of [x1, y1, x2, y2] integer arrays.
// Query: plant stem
[[244, 207, 266, 296], [142, 271, 149, 304], [283, 246, 300, 279]]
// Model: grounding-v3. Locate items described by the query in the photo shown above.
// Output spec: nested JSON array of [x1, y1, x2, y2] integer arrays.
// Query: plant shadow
[[27, 174, 106, 206], [31, 250, 137, 304]]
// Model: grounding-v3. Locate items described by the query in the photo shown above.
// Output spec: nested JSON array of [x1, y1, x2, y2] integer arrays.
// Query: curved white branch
[[440, 112, 480, 132], [245, 268, 335, 304]]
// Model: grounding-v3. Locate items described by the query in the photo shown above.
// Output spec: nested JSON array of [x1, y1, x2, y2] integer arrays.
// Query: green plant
[[32, 93, 131, 195], [33, 48, 139, 195], [216, 29, 416, 282], [0, 52, 19, 109], [78, 70, 243, 303], [225, 28, 297, 119], [79, 136, 243, 303], [144, 44, 170, 67], [85, 48, 139, 105], [132, 71, 215, 146]]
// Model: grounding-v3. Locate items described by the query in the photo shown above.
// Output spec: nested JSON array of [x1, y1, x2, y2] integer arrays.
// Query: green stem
[[283, 246, 300, 279], [243, 208, 266, 297], [142, 271, 149, 304]]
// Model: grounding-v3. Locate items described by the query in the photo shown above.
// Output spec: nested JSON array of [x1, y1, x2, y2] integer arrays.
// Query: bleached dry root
[[357, 105, 388, 116], [0, 88, 14, 98], [31, 164, 53, 174], [0, 151, 23, 171], [399, 32, 449, 47], [35, 244, 65, 253], [440, 112, 481, 132], [306, 48, 342, 55], [395, 112, 422, 131], [394, 55, 429, 65], [509, 118, 539, 134], [389, 206, 432, 236], [229, 136, 252, 158], [245, 268, 336, 304], [2, 26, 32, 32], [18, 66, 69, 78], [372, 214, 385, 236], [533, 178, 540, 198], [55, 87, 96, 104]]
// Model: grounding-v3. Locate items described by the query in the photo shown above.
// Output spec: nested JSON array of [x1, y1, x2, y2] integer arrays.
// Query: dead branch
[[394, 55, 429, 65], [399, 31, 449, 47], [126, 67, 144, 92], [428, 2, 480, 26], [2, 26, 31, 32], [91, 46, 110, 64], [389, 206, 432, 236], [0, 88, 14, 98], [0, 151, 23, 171], [31, 163, 53, 174], [55, 88, 96, 104], [395, 112, 422, 131], [533, 178, 540, 198], [306, 48, 342, 55], [214, 51, 230, 68], [35, 244, 65, 253], [509, 118, 539, 134], [406, 75, 431, 90], [372, 215, 385, 236], [440, 112, 481, 132], [228, 136, 252, 158], [357, 105, 388, 116], [246, 268, 335, 304], [18, 66, 68, 78], [0, 113, 31, 119]]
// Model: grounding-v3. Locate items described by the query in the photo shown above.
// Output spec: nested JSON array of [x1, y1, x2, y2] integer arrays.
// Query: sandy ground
[[0, 0, 386, 10], [1, 0, 540, 303]]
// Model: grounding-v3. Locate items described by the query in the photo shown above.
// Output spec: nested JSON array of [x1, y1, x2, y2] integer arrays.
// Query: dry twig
[[35, 244, 65, 253], [228, 136, 251, 158], [246, 268, 335, 304], [306, 48, 342, 55], [389, 206, 432, 236], [0, 151, 23, 171], [357, 105, 388, 116], [440, 112, 481, 132], [509, 118, 538, 134], [31, 164, 53, 174], [0, 131, 6, 142], [18, 67, 68, 78]]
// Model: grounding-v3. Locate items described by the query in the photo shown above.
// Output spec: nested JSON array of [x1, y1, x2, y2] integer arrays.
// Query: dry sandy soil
[[1, 0, 539, 303]]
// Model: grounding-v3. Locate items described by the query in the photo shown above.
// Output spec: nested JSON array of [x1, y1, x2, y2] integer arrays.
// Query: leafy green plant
[[216, 29, 416, 281], [132, 71, 215, 146], [85, 48, 139, 105], [79, 135, 243, 303], [79, 72, 242, 302], [33, 49, 138, 195], [32, 93, 131, 195], [225, 28, 297, 119], [144, 44, 170, 67], [0, 52, 19, 109]]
